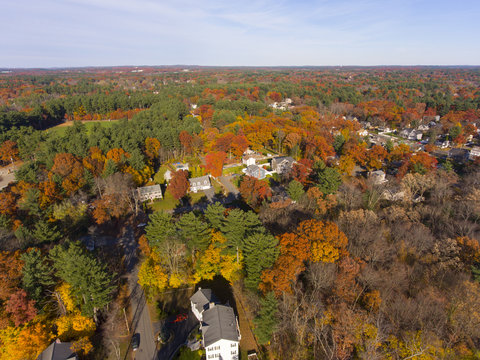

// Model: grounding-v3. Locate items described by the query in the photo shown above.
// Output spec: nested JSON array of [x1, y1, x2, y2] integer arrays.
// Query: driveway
[[120, 227, 157, 360], [0, 166, 16, 190], [157, 310, 198, 360], [203, 187, 215, 202]]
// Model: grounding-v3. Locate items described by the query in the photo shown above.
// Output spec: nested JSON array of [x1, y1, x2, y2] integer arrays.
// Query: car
[[137, 223, 147, 228], [131, 333, 140, 351]]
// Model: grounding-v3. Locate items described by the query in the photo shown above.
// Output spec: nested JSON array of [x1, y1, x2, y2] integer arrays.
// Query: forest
[[0, 66, 479, 360]]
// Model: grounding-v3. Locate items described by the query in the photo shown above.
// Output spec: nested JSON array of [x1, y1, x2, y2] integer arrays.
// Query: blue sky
[[1, 0, 479, 67]]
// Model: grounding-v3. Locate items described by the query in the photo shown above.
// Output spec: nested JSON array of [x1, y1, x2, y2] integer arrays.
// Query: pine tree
[[33, 220, 62, 243], [287, 180, 304, 201], [204, 202, 225, 230], [253, 292, 278, 344], [21, 249, 54, 303], [145, 211, 176, 249], [243, 233, 279, 290], [176, 212, 210, 255], [50, 242, 114, 318]]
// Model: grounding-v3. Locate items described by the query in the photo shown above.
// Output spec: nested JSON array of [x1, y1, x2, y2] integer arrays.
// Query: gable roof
[[37, 341, 77, 360], [137, 184, 162, 196], [189, 176, 211, 186], [190, 288, 218, 314], [202, 304, 239, 347]]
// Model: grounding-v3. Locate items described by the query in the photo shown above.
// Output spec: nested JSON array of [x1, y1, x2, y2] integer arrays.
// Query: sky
[[1, 0, 479, 68]]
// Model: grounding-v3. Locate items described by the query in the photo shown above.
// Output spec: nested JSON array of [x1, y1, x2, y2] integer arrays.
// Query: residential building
[[243, 164, 266, 179], [164, 169, 173, 182], [174, 163, 189, 171], [242, 155, 256, 166], [137, 184, 163, 202], [449, 148, 470, 163], [469, 146, 480, 160], [189, 175, 212, 193], [369, 170, 387, 184], [271, 156, 295, 174], [190, 288, 241, 360], [37, 339, 77, 360]]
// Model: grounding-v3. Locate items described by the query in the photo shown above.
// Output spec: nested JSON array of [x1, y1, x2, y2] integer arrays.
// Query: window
[[231, 343, 236, 347], [231, 350, 237, 355]]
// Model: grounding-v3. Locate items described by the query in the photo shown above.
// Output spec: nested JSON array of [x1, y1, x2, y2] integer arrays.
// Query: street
[[120, 227, 157, 360]]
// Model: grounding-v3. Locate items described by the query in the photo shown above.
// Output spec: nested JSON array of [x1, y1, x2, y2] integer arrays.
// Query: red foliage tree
[[239, 176, 272, 208], [204, 151, 227, 178], [5, 289, 37, 326], [168, 170, 190, 200], [179, 131, 193, 155]]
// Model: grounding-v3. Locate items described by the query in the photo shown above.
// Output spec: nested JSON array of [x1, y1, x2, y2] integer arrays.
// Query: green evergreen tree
[[21, 249, 54, 303], [221, 209, 264, 254], [33, 220, 62, 243], [316, 161, 342, 195], [287, 180, 304, 201], [254, 292, 278, 344], [102, 159, 118, 178], [243, 233, 279, 290], [50, 242, 114, 318], [204, 202, 225, 230], [176, 212, 210, 254], [145, 211, 176, 249]]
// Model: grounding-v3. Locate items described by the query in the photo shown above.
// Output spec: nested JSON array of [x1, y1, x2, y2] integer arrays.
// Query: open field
[[45, 120, 119, 136]]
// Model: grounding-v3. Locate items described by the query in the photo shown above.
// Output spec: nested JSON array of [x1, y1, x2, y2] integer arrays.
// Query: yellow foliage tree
[[55, 313, 95, 341], [138, 257, 169, 296], [0, 320, 53, 360], [57, 282, 76, 313]]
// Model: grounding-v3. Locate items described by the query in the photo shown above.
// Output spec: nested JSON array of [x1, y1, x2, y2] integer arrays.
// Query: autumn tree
[[239, 176, 272, 208], [5, 289, 37, 326], [144, 137, 161, 160], [0, 140, 19, 165], [168, 170, 189, 200], [204, 151, 227, 177], [50, 153, 86, 195], [365, 144, 387, 171]]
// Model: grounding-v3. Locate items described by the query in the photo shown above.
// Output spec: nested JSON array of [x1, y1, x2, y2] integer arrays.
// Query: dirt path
[[232, 286, 259, 355]]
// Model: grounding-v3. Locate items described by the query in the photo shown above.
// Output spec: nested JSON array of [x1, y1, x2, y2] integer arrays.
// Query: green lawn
[[224, 165, 245, 175], [148, 190, 179, 211], [45, 120, 119, 136]]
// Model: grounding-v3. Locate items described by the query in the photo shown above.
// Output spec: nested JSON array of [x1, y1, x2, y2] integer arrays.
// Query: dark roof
[[37, 341, 77, 360], [190, 288, 218, 314], [202, 304, 239, 347], [271, 156, 295, 167], [189, 175, 211, 186]]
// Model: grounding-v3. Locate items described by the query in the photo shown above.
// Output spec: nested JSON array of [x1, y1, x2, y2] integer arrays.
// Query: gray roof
[[272, 156, 295, 168], [202, 304, 239, 346], [189, 175, 211, 186], [137, 184, 162, 195], [37, 341, 77, 360], [190, 288, 218, 314]]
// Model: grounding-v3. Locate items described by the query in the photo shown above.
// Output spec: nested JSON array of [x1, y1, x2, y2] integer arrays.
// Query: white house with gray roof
[[190, 288, 240, 360], [137, 184, 163, 202], [189, 175, 212, 193]]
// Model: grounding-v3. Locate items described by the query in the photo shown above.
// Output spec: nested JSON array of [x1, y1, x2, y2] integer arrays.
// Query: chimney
[[209, 302, 215, 308]]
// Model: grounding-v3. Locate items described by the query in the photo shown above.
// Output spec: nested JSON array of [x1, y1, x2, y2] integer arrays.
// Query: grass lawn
[[223, 165, 244, 175], [45, 120, 119, 136], [211, 178, 224, 194], [148, 190, 179, 211]]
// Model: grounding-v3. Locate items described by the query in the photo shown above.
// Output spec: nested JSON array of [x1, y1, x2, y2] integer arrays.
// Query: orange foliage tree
[[0, 140, 19, 165], [204, 151, 227, 177], [239, 176, 272, 208], [168, 170, 189, 200]]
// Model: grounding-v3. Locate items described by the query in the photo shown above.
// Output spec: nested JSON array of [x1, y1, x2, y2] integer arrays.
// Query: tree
[[0, 191, 17, 217], [21, 249, 54, 303], [176, 212, 210, 256], [50, 153, 86, 195], [204, 202, 225, 230], [254, 292, 278, 344], [243, 233, 279, 290], [239, 176, 272, 208], [33, 220, 62, 244], [315, 162, 342, 195], [365, 144, 387, 171], [138, 257, 169, 297], [50, 242, 114, 318], [145, 211, 176, 249], [0, 251, 23, 301], [179, 131, 193, 155], [144, 137, 161, 160], [204, 151, 227, 177], [221, 209, 264, 254], [287, 180, 305, 201], [168, 170, 189, 200], [5, 289, 37, 326], [0, 140, 19, 165]]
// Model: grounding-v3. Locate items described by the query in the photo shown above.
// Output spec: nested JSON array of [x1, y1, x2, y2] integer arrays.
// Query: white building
[[137, 185, 163, 202], [190, 288, 240, 360], [469, 146, 480, 160], [189, 176, 212, 193]]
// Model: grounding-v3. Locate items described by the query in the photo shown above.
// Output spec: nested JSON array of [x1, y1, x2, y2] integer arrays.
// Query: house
[[243, 165, 266, 179], [190, 288, 219, 321], [449, 148, 470, 163], [164, 169, 173, 182], [189, 176, 212, 193], [271, 156, 295, 174], [242, 155, 256, 166], [369, 170, 387, 184], [190, 288, 241, 360], [137, 184, 163, 202], [469, 146, 480, 160], [37, 339, 77, 360], [174, 163, 189, 171], [357, 129, 368, 137]]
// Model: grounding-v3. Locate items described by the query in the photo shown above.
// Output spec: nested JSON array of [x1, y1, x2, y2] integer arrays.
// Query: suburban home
[[243, 164, 266, 179], [469, 146, 480, 160], [137, 184, 163, 202], [190, 288, 241, 360], [189, 175, 212, 193], [37, 339, 77, 360], [271, 156, 295, 174], [174, 163, 189, 171], [242, 155, 256, 166], [164, 169, 173, 182]]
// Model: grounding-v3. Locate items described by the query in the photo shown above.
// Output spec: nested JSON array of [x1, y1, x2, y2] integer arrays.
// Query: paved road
[[0, 165, 16, 190], [120, 227, 157, 360]]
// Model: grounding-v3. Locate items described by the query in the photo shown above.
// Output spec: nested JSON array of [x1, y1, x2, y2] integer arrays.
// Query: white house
[[189, 176, 212, 193], [190, 288, 240, 360], [137, 185, 163, 202], [469, 146, 480, 160], [242, 155, 256, 166], [164, 169, 173, 182]]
